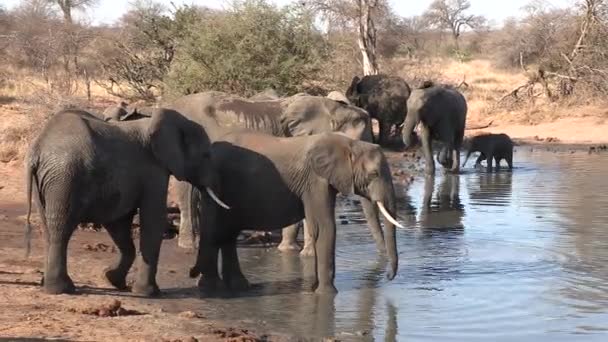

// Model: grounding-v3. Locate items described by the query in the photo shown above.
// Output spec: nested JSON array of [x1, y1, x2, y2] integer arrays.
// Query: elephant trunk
[[373, 175, 399, 280], [401, 111, 418, 148], [376, 200, 399, 280]]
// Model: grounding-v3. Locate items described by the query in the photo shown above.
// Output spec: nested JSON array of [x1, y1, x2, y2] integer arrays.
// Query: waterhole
[[154, 148, 608, 341]]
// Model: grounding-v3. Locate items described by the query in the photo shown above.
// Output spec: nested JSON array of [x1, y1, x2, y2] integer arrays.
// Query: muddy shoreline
[[1, 142, 607, 341]]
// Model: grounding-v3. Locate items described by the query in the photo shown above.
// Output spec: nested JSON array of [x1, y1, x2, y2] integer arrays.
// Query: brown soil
[[466, 117, 608, 145], [0, 160, 296, 341]]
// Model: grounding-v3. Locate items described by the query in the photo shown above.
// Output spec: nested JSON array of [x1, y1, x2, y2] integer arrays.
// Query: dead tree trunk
[[356, 0, 379, 76]]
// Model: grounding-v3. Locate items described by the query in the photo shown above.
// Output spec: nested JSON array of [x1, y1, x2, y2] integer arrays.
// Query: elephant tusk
[[376, 201, 404, 229], [206, 187, 230, 210]]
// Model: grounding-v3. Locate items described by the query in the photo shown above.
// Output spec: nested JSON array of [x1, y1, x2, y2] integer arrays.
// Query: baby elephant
[[462, 133, 513, 171], [189, 132, 401, 295]]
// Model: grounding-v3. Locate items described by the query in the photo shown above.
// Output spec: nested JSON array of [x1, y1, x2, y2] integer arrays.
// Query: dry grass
[[0, 69, 120, 164], [394, 58, 608, 126], [2, 59, 608, 164]]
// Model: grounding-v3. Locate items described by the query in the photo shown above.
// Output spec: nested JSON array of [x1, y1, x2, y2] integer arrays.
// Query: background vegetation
[[1, 0, 607, 161]]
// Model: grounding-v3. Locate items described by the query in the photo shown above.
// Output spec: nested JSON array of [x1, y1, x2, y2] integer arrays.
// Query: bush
[[164, 0, 329, 98]]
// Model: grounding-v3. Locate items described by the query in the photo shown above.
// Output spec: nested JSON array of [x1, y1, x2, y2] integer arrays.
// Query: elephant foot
[[104, 268, 129, 291], [314, 283, 338, 295], [225, 275, 250, 292], [299, 245, 316, 258], [197, 276, 223, 295], [42, 276, 76, 295], [277, 240, 301, 253], [131, 281, 161, 297]]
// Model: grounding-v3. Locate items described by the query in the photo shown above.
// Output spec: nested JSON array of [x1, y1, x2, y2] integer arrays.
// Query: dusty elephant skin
[[346, 74, 411, 148], [23, 108, 220, 296], [462, 133, 514, 171], [402, 82, 467, 175], [160, 91, 390, 258], [189, 132, 400, 295]]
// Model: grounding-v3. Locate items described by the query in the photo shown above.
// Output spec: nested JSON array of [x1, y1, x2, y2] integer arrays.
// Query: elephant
[[188, 131, 401, 295], [402, 82, 467, 175], [23, 108, 227, 296], [346, 74, 411, 147], [163, 91, 390, 258], [462, 133, 514, 171]]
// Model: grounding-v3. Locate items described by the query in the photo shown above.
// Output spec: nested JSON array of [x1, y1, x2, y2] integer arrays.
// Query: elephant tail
[[24, 154, 40, 258]]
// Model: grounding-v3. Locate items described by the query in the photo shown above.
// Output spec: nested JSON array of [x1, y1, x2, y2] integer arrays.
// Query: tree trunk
[[357, 0, 379, 76]]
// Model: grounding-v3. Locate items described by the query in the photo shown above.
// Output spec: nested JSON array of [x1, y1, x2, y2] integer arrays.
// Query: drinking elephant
[[24, 108, 226, 296], [163, 91, 389, 258], [188, 132, 401, 295], [346, 74, 411, 147], [462, 133, 514, 171], [402, 82, 467, 175]]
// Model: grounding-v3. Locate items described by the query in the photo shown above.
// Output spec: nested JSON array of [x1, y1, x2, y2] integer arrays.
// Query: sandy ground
[[0, 160, 297, 341], [466, 116, 608, 144]]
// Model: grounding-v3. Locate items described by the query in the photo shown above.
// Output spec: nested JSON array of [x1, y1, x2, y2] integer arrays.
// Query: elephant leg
[[176, 181, 198, 249], [378, 121, 391, 146], [506, 151, 513, 170], [193, 191, 222, 293], [486, 153, 494, 172], [450, 148, 460, 173], [43, 209, 77, 294], [419, 125, 435, 175], [494, 156, 502, 170], [304, 192, 337, 295], [278, 222, 301, 252], [475, 153, 485, 166], [132, 193, 166, 297], [361, 198, 385, 254], [221, 234, 250, 291], [103, 214, 136, 291], [300, 220, 316, 257]]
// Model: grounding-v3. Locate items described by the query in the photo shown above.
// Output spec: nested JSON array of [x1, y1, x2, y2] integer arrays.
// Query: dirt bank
[[466, 117, 608, 145]]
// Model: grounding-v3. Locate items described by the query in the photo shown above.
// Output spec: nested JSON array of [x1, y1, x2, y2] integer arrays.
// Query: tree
[[48, 0, 97, 24], [304, 0, 389, 75], [424, 0, 485, 50]]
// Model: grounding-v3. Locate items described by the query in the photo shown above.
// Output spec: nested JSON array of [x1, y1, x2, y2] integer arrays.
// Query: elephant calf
[[189, 132, 401, 295], [462, 133, 514, 171], [24, 108, 226, 296]]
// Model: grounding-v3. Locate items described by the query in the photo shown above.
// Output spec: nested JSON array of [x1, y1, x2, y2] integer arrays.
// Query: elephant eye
[[369, 170, 379, 179]]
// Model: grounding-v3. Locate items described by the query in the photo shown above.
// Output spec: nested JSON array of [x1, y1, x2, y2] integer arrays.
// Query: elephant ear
[[309, 135, 354, 196], [148, 109, 188, 181]]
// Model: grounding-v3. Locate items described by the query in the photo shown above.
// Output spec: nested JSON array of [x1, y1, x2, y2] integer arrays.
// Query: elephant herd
[[23, 74, 515, 297]]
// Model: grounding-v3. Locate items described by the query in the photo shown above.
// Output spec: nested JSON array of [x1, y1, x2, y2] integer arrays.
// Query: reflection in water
[[151, 149, 608, 341], [419, 175, 464, 230], [468, 171, 513, 206]]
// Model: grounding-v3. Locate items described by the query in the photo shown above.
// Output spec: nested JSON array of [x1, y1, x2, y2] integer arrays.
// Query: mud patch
[[212, 328, 267, 342], [83, 242, 116, 253], [69, 299, 145, 317]]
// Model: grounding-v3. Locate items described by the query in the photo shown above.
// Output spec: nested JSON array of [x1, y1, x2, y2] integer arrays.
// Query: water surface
[[160, 148, 608, 341]]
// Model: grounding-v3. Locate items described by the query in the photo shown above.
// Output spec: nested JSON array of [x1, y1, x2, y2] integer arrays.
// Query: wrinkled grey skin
[[189, 132, 399, 295], [24, 108, 217, 296], [402, 82, 467, 175], [462, 133, 514, 171], [346, 75, 411, 147], [164, 91, 388, 259]]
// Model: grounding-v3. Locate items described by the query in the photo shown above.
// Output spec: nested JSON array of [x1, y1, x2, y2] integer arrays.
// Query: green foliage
[[164, 0, 329, 97]]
